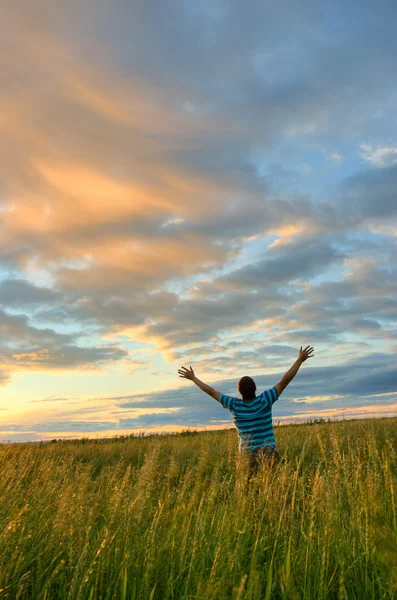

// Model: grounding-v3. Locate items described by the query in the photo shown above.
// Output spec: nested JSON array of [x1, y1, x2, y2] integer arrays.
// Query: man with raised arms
[[178, 345, 314, 475]]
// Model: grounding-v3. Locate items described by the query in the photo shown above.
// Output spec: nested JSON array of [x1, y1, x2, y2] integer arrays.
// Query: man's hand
[[276, 345, 314, 397], [178, 366, 222, 402], [178, 365, 195, 381], [298, 345, 314, 363]]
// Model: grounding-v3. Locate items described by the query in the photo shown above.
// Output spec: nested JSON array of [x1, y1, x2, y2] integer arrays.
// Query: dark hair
[[238, 376, 256, 401]]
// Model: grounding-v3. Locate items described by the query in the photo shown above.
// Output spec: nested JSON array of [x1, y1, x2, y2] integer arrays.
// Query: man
[[178, 345, 314, 476]]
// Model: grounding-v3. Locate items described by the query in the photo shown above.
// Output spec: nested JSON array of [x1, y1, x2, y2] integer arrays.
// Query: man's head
[[238, 375, 257, 400]]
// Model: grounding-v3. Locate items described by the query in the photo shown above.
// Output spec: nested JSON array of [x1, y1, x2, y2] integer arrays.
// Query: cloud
[[0, 279, 60, 307], [0, 372, 12, 387], [328, 152, 344, 164], [0, 306, 132, 375], [337, 165, 397, 224], [0, 0, 397, 435], [359, 143, 397, 168], [30, 396, 77, 403], [192, 237, 347, 290]]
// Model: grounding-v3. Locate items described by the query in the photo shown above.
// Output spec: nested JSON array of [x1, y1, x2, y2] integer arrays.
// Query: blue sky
[[0, 0, 396, 441]]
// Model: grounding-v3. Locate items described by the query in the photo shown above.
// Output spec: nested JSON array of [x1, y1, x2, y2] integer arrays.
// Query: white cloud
[[321, 149, 344, 165], [160, 217, 186, 228], [328, 152, 344, 164], [359, 142, 397, 168]]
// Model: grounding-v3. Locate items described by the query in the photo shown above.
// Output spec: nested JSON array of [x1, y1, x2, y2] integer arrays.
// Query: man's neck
[[242, 396, 256, 403]]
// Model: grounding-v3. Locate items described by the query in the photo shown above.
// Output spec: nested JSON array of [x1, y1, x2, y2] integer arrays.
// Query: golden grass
[[0, 417, 396, 599]]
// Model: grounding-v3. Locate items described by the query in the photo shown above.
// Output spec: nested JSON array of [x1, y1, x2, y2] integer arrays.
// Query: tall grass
[[0, 417, 396, 599]]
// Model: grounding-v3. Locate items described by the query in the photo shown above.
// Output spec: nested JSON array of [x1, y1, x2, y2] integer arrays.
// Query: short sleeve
[[219, 394, 235, 411], [262, 386, 279, 407]]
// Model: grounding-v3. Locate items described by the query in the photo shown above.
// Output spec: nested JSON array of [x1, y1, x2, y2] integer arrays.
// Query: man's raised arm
[[178, 365, 222, 402], [275, 345, 314, 398]]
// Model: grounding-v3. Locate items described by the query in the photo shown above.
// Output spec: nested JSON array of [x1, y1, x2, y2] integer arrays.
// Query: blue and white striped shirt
[[219, 386, 279, 451]]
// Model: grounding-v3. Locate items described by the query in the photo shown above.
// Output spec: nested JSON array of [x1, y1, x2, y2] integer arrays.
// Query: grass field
[[0, 417, 396, 599]]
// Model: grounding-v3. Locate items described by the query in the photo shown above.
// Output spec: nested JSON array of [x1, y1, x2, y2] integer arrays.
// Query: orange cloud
[[13, 349, 50, 362], [268, 223, 305, 245]]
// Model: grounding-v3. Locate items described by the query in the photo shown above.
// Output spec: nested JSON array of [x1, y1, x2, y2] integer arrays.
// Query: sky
[[1, 0, 397, 442]]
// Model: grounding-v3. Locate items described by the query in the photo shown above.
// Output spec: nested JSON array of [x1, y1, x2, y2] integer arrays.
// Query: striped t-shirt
[[219, 386, 279, 452]]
